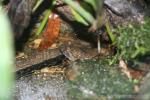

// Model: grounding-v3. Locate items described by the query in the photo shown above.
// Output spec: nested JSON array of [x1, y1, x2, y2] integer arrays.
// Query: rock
[[137, 72, 150, 100], [14, 72, 67, 100], [66, 59, 135, 99], [104, 0, 146, 23], [104, 0, 145, 16], [8, 0, 37, 39]]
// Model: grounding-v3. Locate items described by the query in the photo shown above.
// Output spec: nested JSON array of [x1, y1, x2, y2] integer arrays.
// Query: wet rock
[[14, 58, 136, 100], [8, 0, 37, 39], [137, 72, 150, 100], [104, 0, 146, 24], [104, 0, 145, 16], [66, 59, 135, 99], [14, 72, 67, 100]]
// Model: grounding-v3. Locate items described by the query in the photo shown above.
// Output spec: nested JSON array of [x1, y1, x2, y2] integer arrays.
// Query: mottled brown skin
[[8, 0, 36, 39], [15, 39, 98, 72], [15, 48, 63, 71], [60, 43, 97, 61]]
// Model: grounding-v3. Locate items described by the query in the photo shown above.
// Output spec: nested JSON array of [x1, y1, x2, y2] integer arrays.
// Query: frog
[[60, 42, 98, 61]]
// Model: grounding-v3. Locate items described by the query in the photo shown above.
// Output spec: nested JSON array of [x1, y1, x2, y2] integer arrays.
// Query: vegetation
[[67, 59, 134, 99], [0, 5, 14, 100], [116, 20, 150, 60], [64, 0, 150, 62], [1, 0, 150, 99]]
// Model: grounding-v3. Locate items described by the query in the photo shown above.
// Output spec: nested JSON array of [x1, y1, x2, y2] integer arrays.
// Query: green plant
[[0, 6, 14, 100], [116, 19, 150, 60], [63, 0, 103, 29]]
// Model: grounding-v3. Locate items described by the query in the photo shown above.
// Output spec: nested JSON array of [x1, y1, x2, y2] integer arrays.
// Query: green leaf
[[71, 8, 89, 26], [36, 9, 52, 36], [63, 0, 95, 24], [0, 8, 14, 100], [84, 0, 97, 11]]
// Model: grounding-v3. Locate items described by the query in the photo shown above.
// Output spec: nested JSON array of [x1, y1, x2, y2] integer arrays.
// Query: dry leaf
[[119, 59, 131, 79], [31, 39, 42, 49], [16, 52, 28, 59], [40, 67, 65, 74], [119, 59, 144, 79]]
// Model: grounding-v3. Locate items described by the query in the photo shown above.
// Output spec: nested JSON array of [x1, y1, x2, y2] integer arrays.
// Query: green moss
[[67, 59, 134, 99], [116, 19, 150, 60]]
